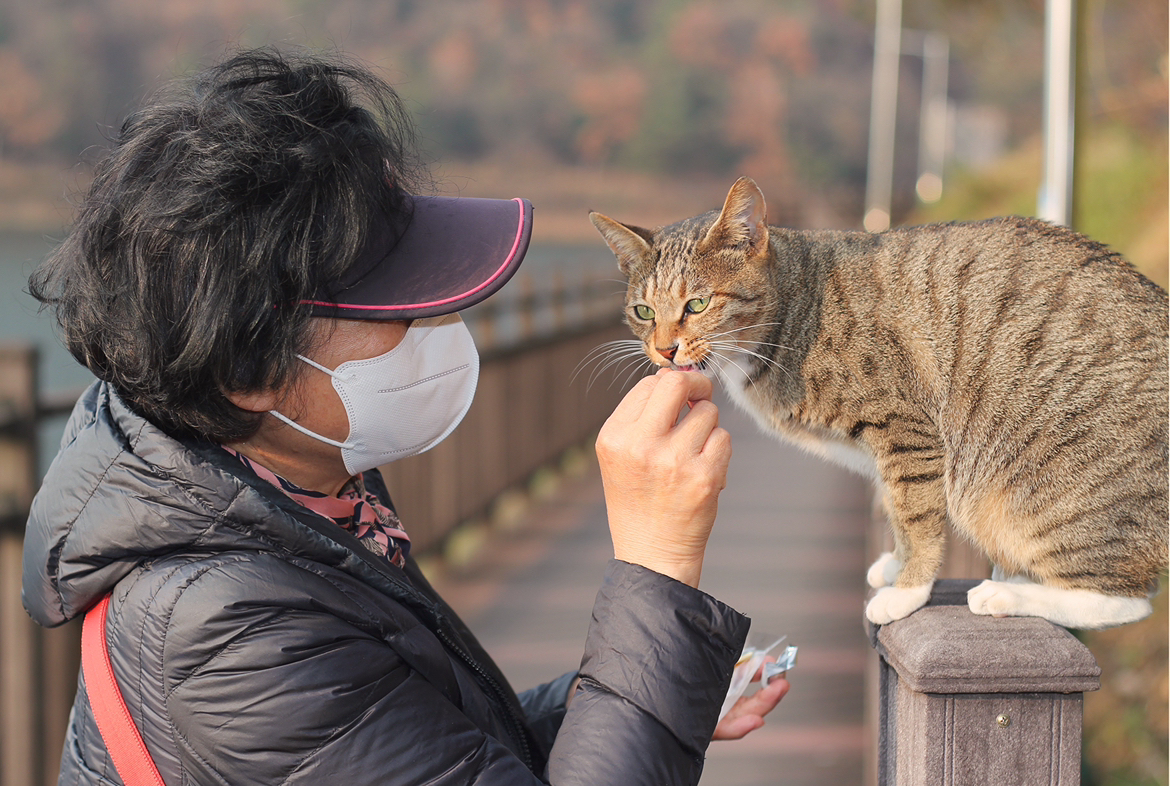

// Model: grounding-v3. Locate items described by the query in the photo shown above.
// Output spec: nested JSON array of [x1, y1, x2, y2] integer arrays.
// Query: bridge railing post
[[867, 579, 1101, 786]]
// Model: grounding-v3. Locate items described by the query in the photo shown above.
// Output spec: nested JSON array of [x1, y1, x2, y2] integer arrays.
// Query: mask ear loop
[[296, 354, 344, 378], [266, 354, 355, 450], [267, 409, 354, 450]]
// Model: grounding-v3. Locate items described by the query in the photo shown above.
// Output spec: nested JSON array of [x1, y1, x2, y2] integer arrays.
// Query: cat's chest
[[717, 360, 881, 482]]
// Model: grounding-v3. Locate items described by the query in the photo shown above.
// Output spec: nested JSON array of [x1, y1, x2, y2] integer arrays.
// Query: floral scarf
[[224, 448, 411, 568]]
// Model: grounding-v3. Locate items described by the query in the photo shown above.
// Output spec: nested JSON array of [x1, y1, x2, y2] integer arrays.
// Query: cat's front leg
[[866, 544, 934, 624], [862, 422, 948, 625], [867, 492, 908, 588], [866, 552, 902, 588]]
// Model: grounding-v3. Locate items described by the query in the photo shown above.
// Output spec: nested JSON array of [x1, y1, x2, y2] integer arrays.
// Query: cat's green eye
[[633, 304, 656, 321], [685, 296, 711, 314]]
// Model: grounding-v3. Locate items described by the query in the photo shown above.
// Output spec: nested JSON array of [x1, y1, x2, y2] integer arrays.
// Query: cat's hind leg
[[968, 579, 1153, 629]]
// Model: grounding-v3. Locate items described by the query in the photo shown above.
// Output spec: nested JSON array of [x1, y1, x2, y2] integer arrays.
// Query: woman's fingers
[[596, 370, 731, 587], [712, 677, 790, 741], [603, 372, 660, 426], [673, 398, 718, 449], [639, 370, 714, 435], [713, 713, 764, 740]]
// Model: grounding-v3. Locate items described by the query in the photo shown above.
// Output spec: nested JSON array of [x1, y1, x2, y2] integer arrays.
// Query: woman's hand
[[595, 369, 731, 588], [713, 663, 790, 740]]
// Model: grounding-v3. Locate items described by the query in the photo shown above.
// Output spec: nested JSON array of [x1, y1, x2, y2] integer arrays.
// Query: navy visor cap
[[306, 195, 533, 321]]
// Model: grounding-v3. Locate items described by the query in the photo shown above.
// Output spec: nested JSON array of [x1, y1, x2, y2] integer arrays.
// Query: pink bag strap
[[82, 593, 167, 786]]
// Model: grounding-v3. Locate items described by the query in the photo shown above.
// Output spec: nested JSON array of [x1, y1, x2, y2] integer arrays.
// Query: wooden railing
[[0, 273, 636, 786]]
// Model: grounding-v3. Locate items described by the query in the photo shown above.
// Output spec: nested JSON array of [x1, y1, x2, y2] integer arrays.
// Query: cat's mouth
[[667, 360, 711, 376], [649, 349, 711, 375]]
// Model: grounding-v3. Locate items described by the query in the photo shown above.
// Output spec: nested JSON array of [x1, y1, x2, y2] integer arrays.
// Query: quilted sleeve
[[548, 560, 750, 786]]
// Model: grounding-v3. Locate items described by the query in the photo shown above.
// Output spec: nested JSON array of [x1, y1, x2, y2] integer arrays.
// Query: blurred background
[[0, 1, 1165, 784]]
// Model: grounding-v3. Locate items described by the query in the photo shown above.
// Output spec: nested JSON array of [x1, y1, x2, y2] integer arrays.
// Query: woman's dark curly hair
[[29, 47, 429, 442]]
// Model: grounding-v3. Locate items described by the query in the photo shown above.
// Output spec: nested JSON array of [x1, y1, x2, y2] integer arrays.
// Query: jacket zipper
[[435, 626, 535, 772], [284, 490, 537, 773], [372, 566, 536, 772]]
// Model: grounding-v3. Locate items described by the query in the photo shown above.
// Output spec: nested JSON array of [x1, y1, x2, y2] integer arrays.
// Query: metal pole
[[1039, 0, 1076, 226], [864, 0, 903, 232], [915, 33, 949, 204]]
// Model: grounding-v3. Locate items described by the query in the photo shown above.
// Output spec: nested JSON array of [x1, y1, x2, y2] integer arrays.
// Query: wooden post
[[0, 344, 38, 531], [518, 274, 536, 340], [551, 271, 567, 333], [470, 302, 498, 353], [869, 579, 1100, 785], [0, 345, 41, 786], [38, 621, 80, 786]]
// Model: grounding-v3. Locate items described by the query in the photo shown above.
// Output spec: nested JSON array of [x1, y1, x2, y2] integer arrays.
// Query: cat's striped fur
[[591, 177, 1168, 629]]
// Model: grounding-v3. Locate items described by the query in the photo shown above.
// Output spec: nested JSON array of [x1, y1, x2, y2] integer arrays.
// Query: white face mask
[[270, 313, 479, 475]]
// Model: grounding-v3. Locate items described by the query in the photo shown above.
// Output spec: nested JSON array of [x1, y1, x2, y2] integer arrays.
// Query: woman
[[23, 48, 786, 785]]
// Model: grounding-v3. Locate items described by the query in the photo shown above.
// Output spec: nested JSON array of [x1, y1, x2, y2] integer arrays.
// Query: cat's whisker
[[596, 353, 653, 392], [709, 339, 789, 365], [589, 347, 656, 393], [708, 342, 797, 384], [575, 340, 652, 391], [577, 339, 642, 364], [708, 322, 786, 337], [750, 342, 797, 354], [705, 349, 754, 385], [617, 358, 656, 391], [585, 353, 644, 392], [572, 340, 644, 387], [572, 340, 638, 378], [708, 339, 774, 359], [708, 326, 797, 354]]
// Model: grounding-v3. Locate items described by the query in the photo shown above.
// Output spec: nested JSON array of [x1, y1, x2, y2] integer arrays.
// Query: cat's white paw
[[865, 584, 933, 625], [967, 579, 1154, 629], [866, 552, 902, 588]]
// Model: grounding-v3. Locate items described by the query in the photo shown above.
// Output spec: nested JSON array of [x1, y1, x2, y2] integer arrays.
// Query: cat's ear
[[703, 176, 769, 259], [589, 212, 655, 276]]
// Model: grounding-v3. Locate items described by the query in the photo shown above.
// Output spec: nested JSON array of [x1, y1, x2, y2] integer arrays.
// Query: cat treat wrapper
[[718, 633, 798, 722]]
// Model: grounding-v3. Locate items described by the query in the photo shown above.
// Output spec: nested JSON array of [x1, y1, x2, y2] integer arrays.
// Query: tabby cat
[[590, 176, 1168, 629]]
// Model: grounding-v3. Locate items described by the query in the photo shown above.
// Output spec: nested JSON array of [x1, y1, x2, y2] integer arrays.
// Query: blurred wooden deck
[[427, 389, 874, 786]]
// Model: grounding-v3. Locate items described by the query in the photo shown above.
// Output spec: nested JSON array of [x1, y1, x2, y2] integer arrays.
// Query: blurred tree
[[0, 0, 1162, 236], [0, 50, 64, 157]]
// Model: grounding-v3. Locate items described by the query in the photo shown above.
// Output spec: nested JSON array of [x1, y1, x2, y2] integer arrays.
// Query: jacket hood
[[22, 381, 404, 627]]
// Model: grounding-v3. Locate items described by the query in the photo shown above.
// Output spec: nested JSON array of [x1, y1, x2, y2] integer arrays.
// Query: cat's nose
[[658, 345, 678, 361]]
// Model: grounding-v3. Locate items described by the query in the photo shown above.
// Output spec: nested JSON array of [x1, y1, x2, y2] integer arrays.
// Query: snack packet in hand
[[718, 634, 796, 722], [764, 645, 798, 684]]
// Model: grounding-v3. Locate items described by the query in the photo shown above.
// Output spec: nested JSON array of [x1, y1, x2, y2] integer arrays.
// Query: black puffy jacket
[[23, 382, 750, 785]]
